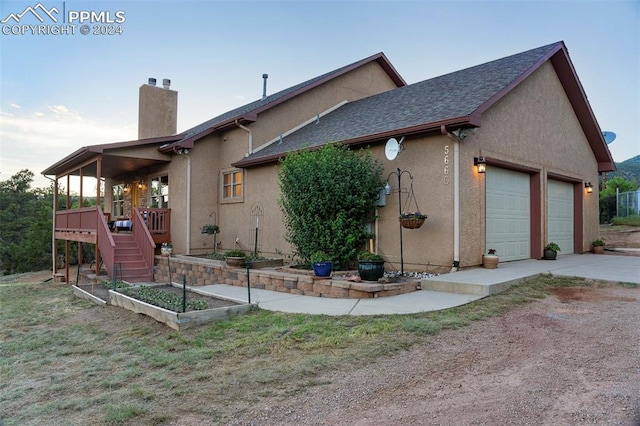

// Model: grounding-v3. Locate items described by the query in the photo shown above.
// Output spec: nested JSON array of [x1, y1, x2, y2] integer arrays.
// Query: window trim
[[221, 169, 244, 203]]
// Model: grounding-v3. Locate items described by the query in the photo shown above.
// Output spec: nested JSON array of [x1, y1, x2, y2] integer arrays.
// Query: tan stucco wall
[[179, 61, 401, 256], [459, 61, 600, 263]]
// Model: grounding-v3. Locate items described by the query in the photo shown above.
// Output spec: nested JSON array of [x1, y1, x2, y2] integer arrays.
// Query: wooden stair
[[112, 233, 153, 283]]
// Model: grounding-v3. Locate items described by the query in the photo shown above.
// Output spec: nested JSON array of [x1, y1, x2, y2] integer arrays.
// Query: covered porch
[[42, 136, 178, 283]]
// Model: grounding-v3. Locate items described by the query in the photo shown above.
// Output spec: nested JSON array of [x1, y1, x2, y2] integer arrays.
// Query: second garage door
[[547, 180, 574, 254], [486, 167, 530, 261]]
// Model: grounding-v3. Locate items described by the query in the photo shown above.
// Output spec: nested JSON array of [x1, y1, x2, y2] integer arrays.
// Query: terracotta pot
[[592, 245, 605, 254], [482, 255, 499, 269]]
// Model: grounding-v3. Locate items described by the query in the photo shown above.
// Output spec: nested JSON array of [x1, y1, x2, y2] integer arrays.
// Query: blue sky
[[1, 0, 638, 189]]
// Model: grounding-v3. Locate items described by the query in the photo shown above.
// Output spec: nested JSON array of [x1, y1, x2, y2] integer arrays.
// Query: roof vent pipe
[[262, 74, 268, 100], [163, 79, 171, 89], [148, 78, 157, 86]]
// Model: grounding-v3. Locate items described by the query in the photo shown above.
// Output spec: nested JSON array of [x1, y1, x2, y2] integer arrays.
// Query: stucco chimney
[[138, 78, 177, 139]]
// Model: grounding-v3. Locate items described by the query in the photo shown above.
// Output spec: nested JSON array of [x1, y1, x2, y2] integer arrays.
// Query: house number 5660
[[443, 145, 450, 185]]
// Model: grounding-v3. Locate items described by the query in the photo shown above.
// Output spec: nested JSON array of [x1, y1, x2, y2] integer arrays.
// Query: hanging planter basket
[[399, 181, 426, 229], [399, 216, 426, 229]]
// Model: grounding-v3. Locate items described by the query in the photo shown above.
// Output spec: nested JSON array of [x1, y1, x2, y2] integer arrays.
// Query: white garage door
[[486, 167, 530, 261], [547, 180, 574, 254]]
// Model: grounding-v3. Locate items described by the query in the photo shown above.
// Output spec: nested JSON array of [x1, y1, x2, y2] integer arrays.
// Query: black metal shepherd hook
[[385, 168, 414, 274]]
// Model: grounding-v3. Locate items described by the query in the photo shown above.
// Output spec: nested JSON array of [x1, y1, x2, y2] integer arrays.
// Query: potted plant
[[310, 251, 333, 277], [160, 242, 173, 257], [224, 249, 246, 268], [399, 211, 427, 229], [482, 248, 499, 269], [591, 239, 605, 254], [201, 224, 220, 234], [543, 242, 561, 260], [357, 251, 385, 281]]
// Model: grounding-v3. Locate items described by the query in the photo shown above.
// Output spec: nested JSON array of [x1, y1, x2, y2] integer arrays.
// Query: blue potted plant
[[310, 251, 333, 277]]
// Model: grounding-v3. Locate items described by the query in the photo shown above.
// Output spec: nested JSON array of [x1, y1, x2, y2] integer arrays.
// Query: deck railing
[[55, 207, 99, 233], [137, 208, 171, 235]]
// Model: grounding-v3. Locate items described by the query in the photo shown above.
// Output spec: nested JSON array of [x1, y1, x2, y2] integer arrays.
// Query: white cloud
[[0, 105, 136, 189], [10, 103, 20, 109]]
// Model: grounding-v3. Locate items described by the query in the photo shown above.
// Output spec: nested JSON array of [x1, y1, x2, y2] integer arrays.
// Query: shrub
[[545, 242, 561, 252], [611, 215, 640, 226], [225, 250, 246, 258], [278, 144, 383, 268], [357, 251, 384, 261]]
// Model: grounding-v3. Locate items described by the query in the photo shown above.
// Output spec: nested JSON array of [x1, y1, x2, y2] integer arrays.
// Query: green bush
[[611, 215, 640, 226], [278, 144, 383, 268]]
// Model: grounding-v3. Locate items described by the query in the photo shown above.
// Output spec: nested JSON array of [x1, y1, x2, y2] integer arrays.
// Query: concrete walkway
[[195, 254, 640, 316]]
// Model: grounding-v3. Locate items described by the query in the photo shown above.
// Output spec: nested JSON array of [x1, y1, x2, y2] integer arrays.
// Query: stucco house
[[43, 41, 614, 283]]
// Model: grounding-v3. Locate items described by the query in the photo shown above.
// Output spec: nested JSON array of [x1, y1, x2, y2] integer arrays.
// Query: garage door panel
[[486, 167, 530, 261], [547, 180, 573, 254]]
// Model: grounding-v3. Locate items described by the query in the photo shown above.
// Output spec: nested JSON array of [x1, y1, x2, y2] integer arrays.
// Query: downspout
[[186, 154, 191, 255], [235, 119, 253, 155], [453, 140, 460, 271], [441, 126, 461, 272], [174, 147, 192, 255]]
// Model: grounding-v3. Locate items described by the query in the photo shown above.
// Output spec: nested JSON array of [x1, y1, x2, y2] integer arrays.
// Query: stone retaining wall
[[154, 256, 419, 299]]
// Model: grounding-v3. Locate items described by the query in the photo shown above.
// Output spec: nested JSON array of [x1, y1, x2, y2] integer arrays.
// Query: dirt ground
[[598, 225, 640, 256], [222, 283, 640, 426]]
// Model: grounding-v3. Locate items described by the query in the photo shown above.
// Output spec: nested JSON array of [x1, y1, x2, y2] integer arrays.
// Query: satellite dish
[[385, 138, 400, 161], [602, 131, 616, 144]]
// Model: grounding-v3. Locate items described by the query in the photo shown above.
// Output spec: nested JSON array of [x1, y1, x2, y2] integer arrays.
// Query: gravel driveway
[[231, 284, 640, 425]]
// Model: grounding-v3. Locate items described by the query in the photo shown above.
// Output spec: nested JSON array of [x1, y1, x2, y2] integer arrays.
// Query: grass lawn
[[0, 275, 623, 425]]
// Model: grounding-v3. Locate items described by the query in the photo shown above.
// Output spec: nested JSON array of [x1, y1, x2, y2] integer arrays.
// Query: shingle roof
[[234, 42, 565, 167], [160, 52, 405, 152]]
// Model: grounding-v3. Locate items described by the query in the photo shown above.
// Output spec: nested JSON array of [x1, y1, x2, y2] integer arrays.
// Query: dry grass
[[0, 274, 622, 425]]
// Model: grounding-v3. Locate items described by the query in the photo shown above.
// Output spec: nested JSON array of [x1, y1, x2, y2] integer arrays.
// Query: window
[[150, 175, 169, 208], [112, 184, 125, 217], [222, 170, 243, 200]]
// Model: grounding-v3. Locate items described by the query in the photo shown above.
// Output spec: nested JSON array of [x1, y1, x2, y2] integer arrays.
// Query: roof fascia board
[[249, 53, 405, 118], [548, 49, 615, 171]]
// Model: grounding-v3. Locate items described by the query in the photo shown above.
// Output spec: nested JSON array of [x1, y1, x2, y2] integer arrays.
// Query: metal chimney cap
[[262, 73, 268, 78], [148, 78, 157, 86], [162, 79, 171, 89]]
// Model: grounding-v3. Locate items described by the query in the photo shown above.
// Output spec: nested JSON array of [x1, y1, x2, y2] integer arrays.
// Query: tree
[[0, 170, 53, 274], [600, 176, 639, 198], [278, 144, 383, 268]]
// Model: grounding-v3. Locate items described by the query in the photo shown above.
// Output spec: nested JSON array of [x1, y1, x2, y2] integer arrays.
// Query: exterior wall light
[[474, 156, 486, 173], [585, 182, 593, 193], [137, 180, 145, 189]]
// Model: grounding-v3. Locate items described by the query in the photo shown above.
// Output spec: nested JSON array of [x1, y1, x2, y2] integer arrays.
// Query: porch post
[[66, 174, 70, 283], [95, 158, 102, 277], [53, 177, 58, 274]]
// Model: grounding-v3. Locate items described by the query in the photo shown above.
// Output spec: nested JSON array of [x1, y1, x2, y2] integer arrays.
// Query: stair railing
[[133, 208, 156, 276]]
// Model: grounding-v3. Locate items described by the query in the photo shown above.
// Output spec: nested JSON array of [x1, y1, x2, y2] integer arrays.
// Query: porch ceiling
[[44, 151, 170, 179]]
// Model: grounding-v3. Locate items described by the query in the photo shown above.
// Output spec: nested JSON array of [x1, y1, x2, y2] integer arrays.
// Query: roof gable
[[233, 42, 614, 172], [159, 52, 406, 152]]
